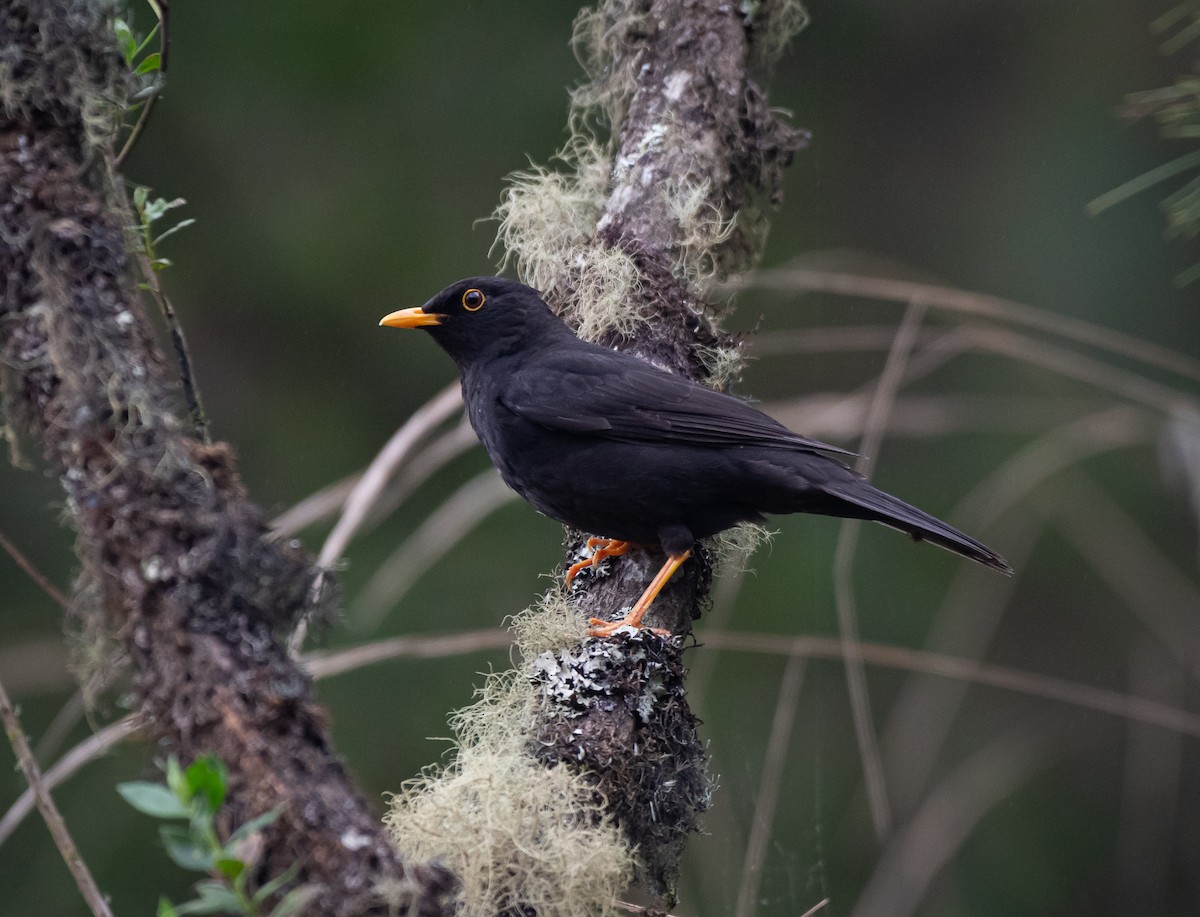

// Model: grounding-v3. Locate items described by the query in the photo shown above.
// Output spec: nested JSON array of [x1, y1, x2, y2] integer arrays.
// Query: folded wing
[[504, 349, 852, 455]]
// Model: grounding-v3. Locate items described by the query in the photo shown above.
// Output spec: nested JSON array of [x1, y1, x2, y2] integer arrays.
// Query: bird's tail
[[823, 480, 1012, 574]]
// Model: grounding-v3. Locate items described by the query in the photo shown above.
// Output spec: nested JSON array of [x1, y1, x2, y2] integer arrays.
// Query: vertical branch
[[498, 0, 808, 900]]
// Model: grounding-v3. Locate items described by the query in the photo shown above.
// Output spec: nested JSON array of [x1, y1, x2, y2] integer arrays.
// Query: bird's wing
[[503, 348, 852, 455]]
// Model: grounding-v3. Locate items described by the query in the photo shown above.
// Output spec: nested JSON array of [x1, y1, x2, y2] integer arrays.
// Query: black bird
[[380, 277, 1010, 636]]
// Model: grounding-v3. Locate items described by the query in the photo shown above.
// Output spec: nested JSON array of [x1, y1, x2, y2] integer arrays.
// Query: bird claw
[[586, 616, 671, 638], [565, 538, 632, 588]]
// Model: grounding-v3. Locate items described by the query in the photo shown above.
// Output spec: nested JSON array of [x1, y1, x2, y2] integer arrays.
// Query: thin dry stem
[[0, 528, 68, 608], [0, 676, 113, 917], [317, 381, 463, 570], [733, 653, 806, 917], [1045, 475, 1200, 678], [0, 717, 140, 849], [850, 729, 1050, 917], [833, 298, 927, 840], [352, 470, 516, 631], [742, 265, 1200, 386]]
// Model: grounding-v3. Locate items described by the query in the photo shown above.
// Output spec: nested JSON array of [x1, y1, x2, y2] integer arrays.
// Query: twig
[[303, 629, 510, 680], [271, 416, 476, 541], [952, 406, 1153, 531], [352, 470, 516, 631], [0, 717, 140, 848], [289, 381, 464, 653], [702, 631, 1200, 738], [10, 620, 1200, 855], [741, 266, 1200, 386], [1114, 639, 1183, 913], [833, 297, 927, 840], [113, 0, 170, 171], [269, 470, 359, 538], [1, 627, 510, 849], [850, 728, 1050, 917], [34, 690, 86, 763], [301, 627, 1200, 738], [131, 240, 209, 444], [734, 654, 807, 917], [0, 675, 114, 917], [879, 517, 1036, 816], [0, 528, 68, 608], [1045, 474, 1200, 679], [317, 381, 463, 571]]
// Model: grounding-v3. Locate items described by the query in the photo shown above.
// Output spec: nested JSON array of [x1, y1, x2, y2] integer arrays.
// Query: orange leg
[[588, 549, 691, 637], [565, 537, 632, 586]]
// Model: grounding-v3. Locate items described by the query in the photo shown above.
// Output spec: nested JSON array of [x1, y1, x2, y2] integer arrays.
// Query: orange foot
[[587, 549, 691, 638], [565, 537, 632, 587]]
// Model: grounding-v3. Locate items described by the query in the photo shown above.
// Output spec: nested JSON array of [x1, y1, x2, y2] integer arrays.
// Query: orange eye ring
[[462, 288, 486, 311]]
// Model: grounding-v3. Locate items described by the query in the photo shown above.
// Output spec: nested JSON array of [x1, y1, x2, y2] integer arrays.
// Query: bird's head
[[379, 276, 568, 368]]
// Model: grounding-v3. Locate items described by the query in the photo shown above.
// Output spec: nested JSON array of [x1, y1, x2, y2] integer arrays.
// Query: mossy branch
[[389, 1, 807, 912], [0, 2, 454, 914]]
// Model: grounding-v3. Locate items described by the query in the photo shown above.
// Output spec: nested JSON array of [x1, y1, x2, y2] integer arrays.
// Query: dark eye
[[462, 289, 486, 311]]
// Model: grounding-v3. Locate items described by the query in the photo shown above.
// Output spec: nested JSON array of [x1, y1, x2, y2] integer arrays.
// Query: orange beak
[[379, 307, 442, 328]]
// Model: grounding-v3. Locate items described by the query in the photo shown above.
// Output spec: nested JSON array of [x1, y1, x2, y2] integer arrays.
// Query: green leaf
[[144, 196, 169, 221], [118, 781, 190, 819], [167, 756, 188, 801], [133, 185, 149, 211], [172, 881, 245, 915], [133, 22, 162, 59], [113, 18, 136, 64], [269, 885, 320, 917], [136, 52, 162, 75], [154, 218, 197, 245], [186, 756, 228, 814], [215, 857, 246, 882], [157, 897, 180, 917], [251, 860, 301, 904], [161, 824, 214, 872], [228, 806, 284, 846]]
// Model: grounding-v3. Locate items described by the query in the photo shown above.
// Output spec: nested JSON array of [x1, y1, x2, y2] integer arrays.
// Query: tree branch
[[0, 3, 453, 913], [502, 0, 808, 900]]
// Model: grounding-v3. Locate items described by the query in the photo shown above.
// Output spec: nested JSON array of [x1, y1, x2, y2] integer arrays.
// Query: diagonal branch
[[0, 3, 453, 914]]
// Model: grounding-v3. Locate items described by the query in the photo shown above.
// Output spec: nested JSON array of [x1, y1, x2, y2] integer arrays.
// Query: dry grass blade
[[744, 266, 1200, 386], [849, 728, 1049, 917], [834, 298, 927, 840], [701, 632, 1200, 738], [317, 380, 463, 569], [303, 629, 510, 680], [880, 517, 1036, 816], [353, 470, 516, 631], [1045, 474, 1200, 678], [734, 654, 806, 917]]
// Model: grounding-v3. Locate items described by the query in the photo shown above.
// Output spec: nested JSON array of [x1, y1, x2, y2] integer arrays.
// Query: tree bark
[[0, 2, 454, 914], [524, 0, 806, 900]]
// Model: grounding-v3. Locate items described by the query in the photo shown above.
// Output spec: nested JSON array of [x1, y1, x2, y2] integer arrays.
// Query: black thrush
[[380, 277, 1010, 636]]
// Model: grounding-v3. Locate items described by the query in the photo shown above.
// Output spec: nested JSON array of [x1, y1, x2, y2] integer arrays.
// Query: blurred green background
[[3, 2, 1200, 915]]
